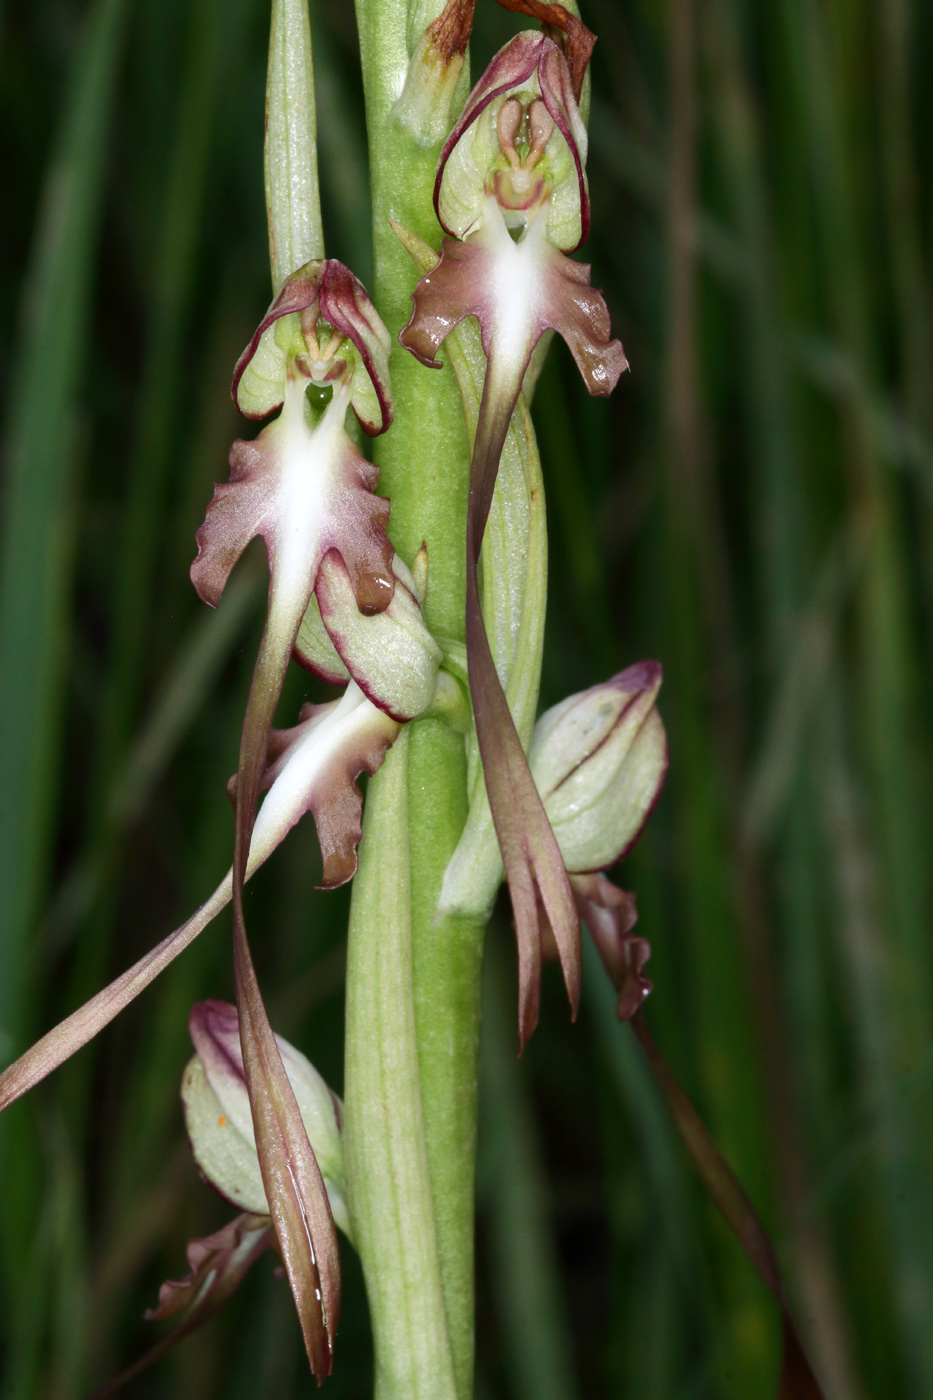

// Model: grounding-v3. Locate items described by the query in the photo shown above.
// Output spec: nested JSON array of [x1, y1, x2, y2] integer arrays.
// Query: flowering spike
[[397, 25, 636, 1040]]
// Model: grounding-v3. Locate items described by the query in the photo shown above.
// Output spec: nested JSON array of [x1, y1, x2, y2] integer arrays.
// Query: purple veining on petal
[[232, 261, 326, 417], [493, 0, 596, 102], [318, 261, 393, 435], [536, 42, 589, 247], [434, 31, 545, 235]]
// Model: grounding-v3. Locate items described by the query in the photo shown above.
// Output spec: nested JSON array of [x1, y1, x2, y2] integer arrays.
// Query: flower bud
[[391, 0, 475, 147], [529, 660, 667, 872], [182, 1001, 350, 1237]]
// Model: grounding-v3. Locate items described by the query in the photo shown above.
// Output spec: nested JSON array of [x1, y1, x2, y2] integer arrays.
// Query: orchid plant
[[0, 0, 824, 1396]]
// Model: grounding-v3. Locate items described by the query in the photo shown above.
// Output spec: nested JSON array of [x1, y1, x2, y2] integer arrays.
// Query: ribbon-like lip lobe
[[434, 31, 590, 251], [231, 258, 393, 434]]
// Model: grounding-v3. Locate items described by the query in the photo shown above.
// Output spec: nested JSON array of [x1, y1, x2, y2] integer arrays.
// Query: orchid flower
[[400, 21, 627, 1045], [190, 255, 402, 1374], [194, 255, 397, 877], [0, 244, 443, 1376]]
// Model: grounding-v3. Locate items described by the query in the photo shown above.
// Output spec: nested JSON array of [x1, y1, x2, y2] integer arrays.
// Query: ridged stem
[[345, 3, 480, 1396]]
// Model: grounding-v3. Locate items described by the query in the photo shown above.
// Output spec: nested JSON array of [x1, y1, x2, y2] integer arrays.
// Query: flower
[[399, 18, 628, 1045], [191, 257, 404, 1376]]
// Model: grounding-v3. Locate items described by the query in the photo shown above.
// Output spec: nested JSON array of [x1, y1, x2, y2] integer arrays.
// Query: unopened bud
[[182, 1001, 350, 1237], [529, 660, 667, 872], [392, 0, 475, 147]]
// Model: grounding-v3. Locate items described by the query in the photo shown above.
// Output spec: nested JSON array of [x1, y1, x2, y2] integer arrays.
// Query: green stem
[[346, 3, 480, 1396], [344, 731, 458, 1400]]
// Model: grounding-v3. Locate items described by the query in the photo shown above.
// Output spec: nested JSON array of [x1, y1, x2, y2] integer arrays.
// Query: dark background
[[2, 0, 932, 1395]]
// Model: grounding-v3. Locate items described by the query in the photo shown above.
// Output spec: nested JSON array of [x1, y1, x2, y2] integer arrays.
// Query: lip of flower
[[0, 681, 400, 1116]]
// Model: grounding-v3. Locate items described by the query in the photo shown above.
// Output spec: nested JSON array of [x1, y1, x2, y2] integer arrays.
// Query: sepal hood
[[530, 660, 668, 872], [233, 258, 393, 434], [435, 32, 589, 250]]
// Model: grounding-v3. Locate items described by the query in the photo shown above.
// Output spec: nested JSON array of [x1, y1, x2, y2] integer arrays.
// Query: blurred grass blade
[[93, 0, 232, 830], [627, 1008, 824, 1399], [479, 937, 580, 1400], [0, 0, 126, 1064], [42, 557, 260, 958]]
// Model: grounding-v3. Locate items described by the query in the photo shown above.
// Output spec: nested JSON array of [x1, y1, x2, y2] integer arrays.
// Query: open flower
[[191, 256, 402, 1376], [193, 257, 397, 888], [399, 20, 626, 1044]]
